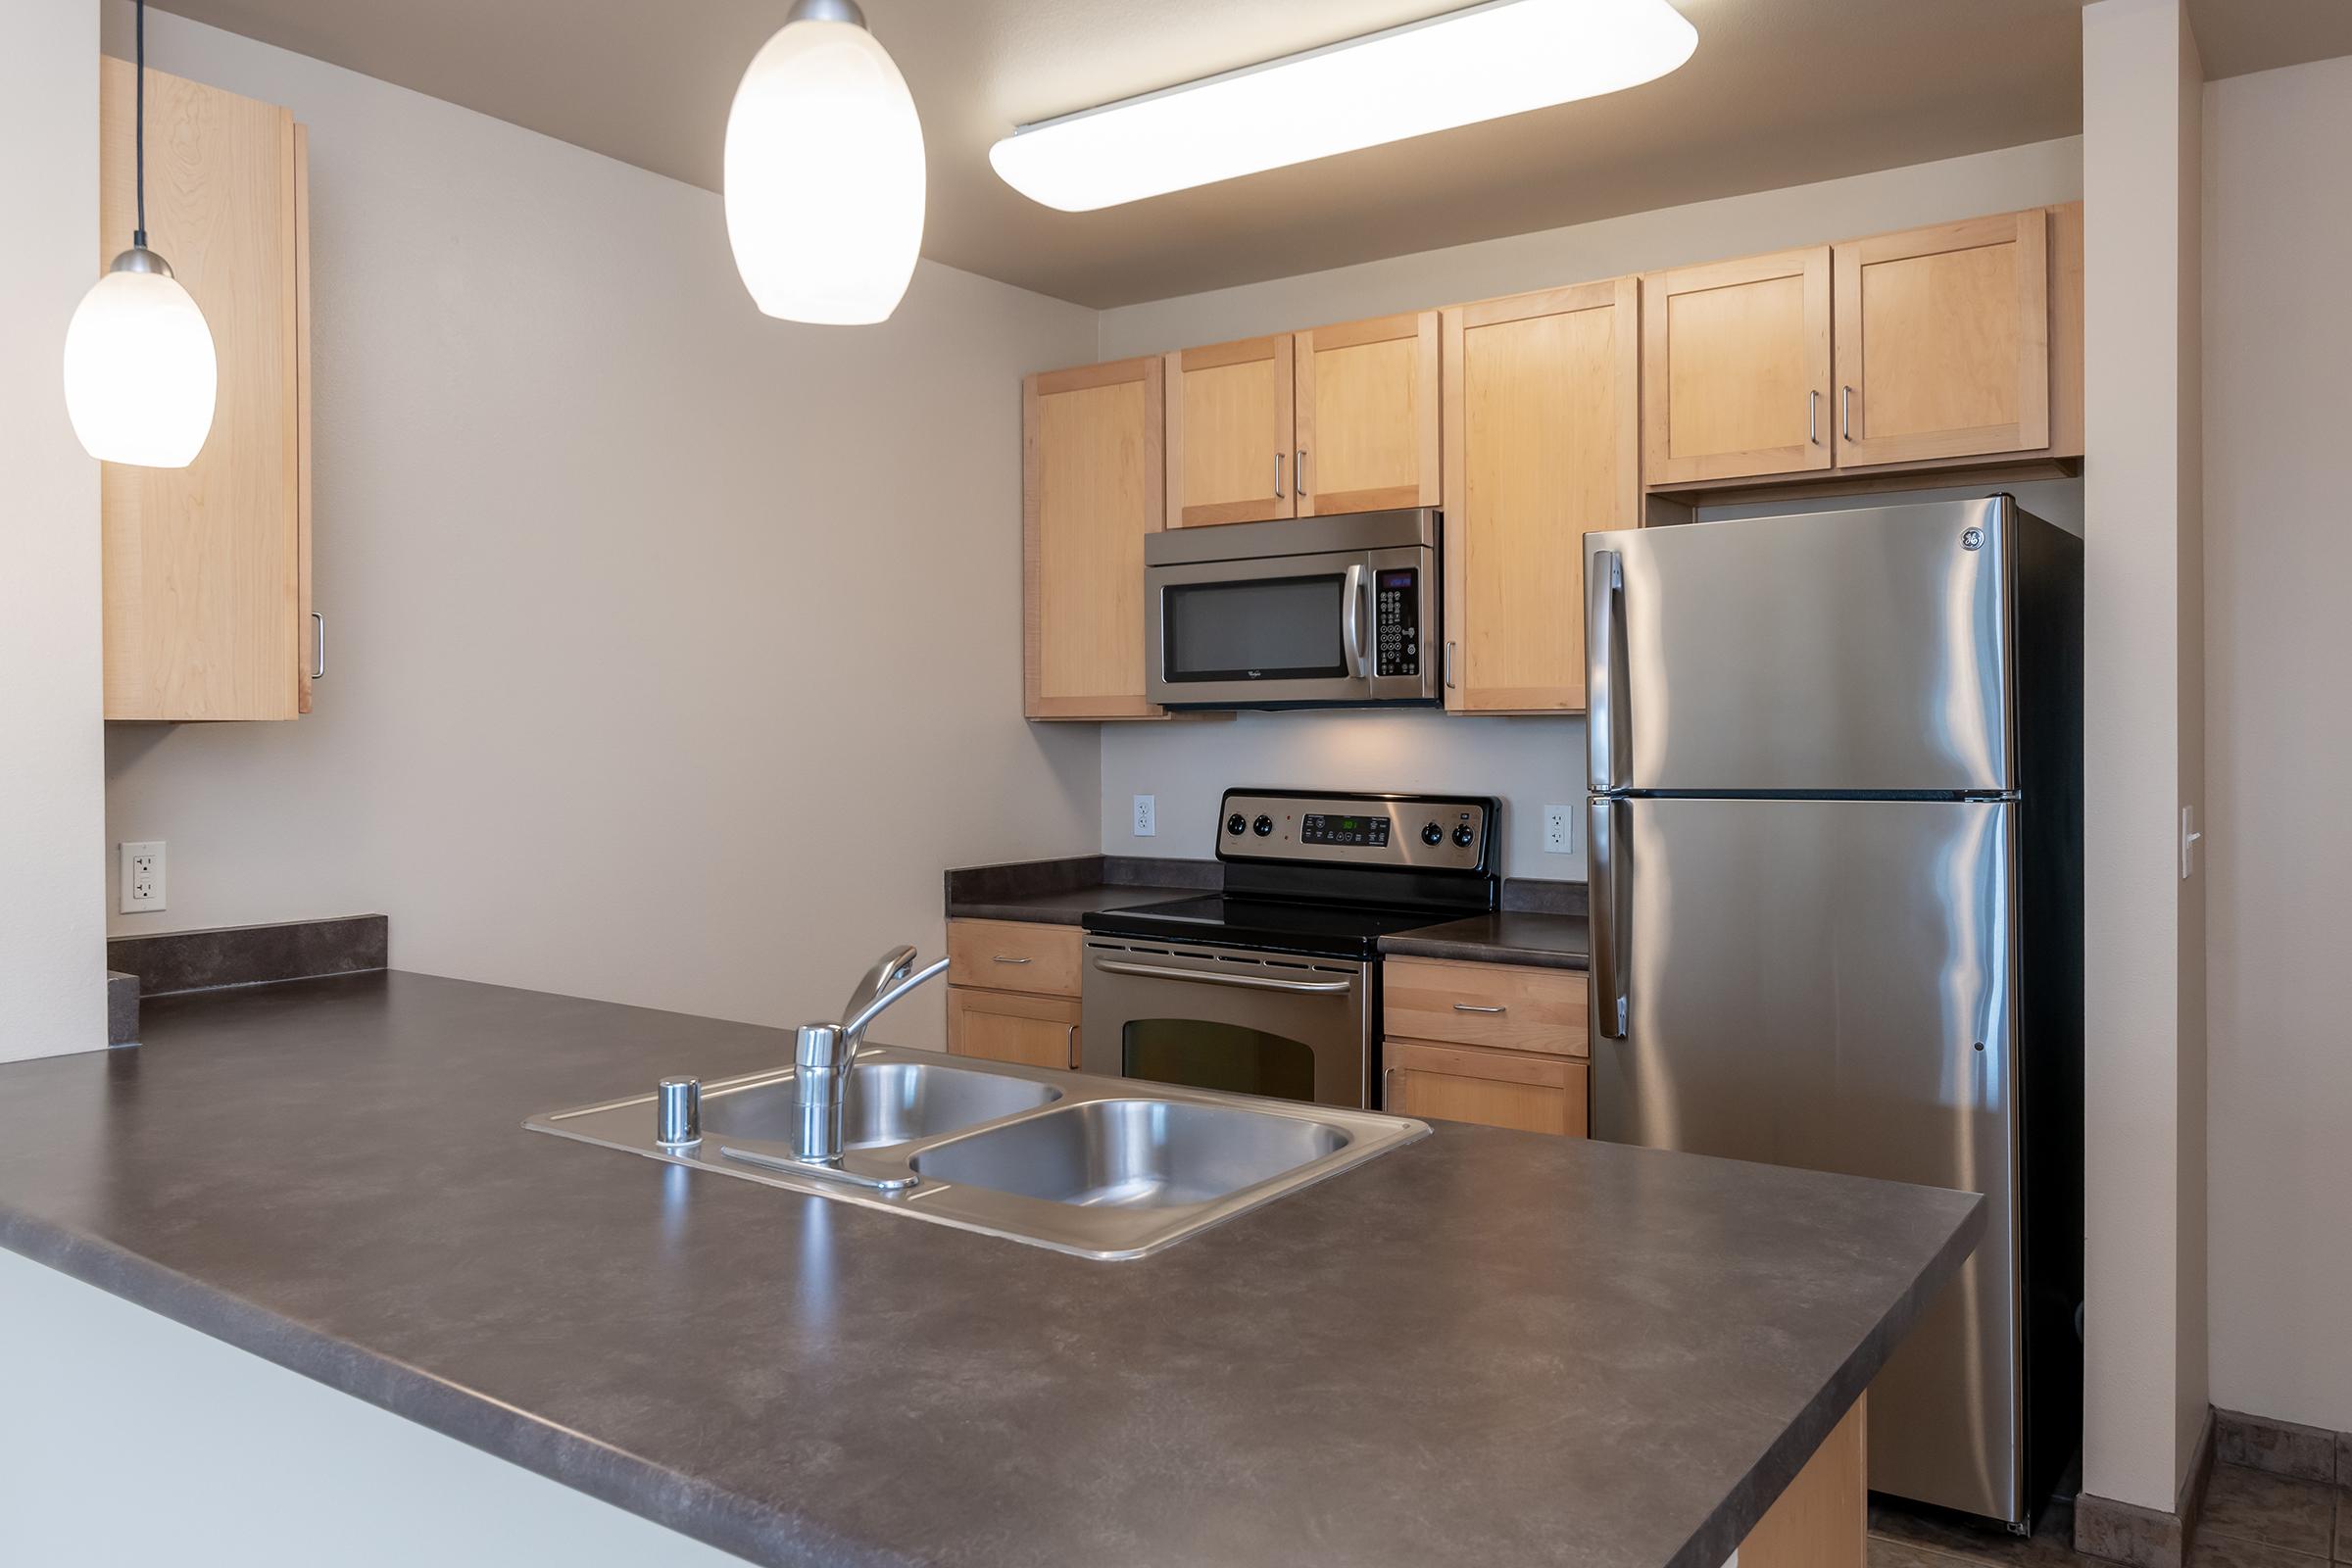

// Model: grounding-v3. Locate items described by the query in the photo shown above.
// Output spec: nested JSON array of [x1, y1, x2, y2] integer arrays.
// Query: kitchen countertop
[[0, 970, 1982, 1568], [1376, 908, 1590, 970], [947, 856, 1591, 967]]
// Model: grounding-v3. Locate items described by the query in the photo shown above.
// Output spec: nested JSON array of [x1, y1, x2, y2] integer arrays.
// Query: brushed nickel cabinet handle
[[312, 612, 325, 679], [1841, 384, 1855, 443], [1381, 1064, 1397, 1111], [1297, 448, 1307, 499], [1453, 1003, 1507, 1014], [1274, 451, 1285, 499], [991, 956, 1032, 965], [1808, 389, 1820, 445]]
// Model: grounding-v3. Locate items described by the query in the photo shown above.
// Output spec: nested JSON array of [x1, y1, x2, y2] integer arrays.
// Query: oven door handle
[[1090, 957, 1353, 996], [1342, 562, 1370, 679]]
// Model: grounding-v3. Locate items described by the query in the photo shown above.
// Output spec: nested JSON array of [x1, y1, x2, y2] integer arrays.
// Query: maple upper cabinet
[[100, 60, 315, 722], [1164, 334, 1295, 526], [1440, 278, 1640, 712], [1022, 356, 1165, 720], [1832, 209, 2050, 467], [1641, 246, 1834, 487], [1293, 311, 1440, 515]]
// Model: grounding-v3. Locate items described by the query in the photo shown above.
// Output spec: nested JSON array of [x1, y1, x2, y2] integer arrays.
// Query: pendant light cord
[[133, 0, 147, 248]]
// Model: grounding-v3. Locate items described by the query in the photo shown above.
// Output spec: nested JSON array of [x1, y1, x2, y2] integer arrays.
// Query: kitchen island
[[0, 970, 1980, 1567]]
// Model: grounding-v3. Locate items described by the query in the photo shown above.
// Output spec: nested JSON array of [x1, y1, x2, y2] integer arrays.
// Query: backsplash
[[1099, 710, 1588, 880]]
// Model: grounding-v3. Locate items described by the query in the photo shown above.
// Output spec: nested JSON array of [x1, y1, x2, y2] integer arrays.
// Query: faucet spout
[[786, 946, 950, 1168]]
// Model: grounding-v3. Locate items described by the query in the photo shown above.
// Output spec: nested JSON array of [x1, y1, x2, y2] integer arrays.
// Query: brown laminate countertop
[[0, 969, 1980, 1568]]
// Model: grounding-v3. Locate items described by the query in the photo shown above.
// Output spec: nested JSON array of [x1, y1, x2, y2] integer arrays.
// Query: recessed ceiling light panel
[[990, 0, 1697, 213]]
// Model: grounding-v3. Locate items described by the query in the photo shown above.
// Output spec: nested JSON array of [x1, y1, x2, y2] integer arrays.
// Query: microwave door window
[[1163, 575, 1349, 683]]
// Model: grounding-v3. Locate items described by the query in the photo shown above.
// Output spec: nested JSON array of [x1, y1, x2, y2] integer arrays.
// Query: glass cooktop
[[1081, 894, 1457, 960]]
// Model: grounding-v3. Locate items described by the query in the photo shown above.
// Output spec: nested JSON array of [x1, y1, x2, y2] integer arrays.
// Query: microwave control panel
[[1374, 568, 1419, 678]]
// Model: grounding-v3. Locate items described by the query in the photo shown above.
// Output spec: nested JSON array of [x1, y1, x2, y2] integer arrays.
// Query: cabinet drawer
[[1382, 956, 1588, 1055], [1383, 1039, 1588, 1137], [948, 919, 1082, 998], [947, 987, 1080, 1071]]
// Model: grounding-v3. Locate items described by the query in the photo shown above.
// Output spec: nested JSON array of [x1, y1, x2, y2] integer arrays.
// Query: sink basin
[[913, 1099, 1348, 1207], [525, 1047, 1426, 1260], [699, 1060, 1057, 1149]]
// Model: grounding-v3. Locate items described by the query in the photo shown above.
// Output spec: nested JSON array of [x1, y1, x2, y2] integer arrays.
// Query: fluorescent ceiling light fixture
[[990, 0, 1697, 213]]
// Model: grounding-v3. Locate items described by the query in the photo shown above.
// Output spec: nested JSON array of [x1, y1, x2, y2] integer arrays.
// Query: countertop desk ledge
[[0, 970, 1981, 1568]]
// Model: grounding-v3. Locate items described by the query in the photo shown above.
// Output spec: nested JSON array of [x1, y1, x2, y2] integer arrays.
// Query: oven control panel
[[1217, 791, 1496, 873]]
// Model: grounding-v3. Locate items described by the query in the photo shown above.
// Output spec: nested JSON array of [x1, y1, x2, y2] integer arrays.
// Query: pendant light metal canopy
[[991, 0, 1700, 213], [723, 0, 927, 325], [65, 0, 218, 468]]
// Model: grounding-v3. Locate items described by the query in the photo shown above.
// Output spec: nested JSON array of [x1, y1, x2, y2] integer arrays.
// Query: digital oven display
[[1300, 813, 1391, 848]]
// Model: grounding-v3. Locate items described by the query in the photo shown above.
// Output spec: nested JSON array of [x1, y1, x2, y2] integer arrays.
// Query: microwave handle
[[1342, 563, 1370, 678]]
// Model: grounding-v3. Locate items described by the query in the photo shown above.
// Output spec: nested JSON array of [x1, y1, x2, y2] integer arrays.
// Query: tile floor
[[1868, 1461, 2352, 1568]]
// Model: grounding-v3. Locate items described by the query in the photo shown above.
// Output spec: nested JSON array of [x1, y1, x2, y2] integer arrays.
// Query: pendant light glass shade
[[65, 250, 219, 468], [722, 0, 926, 325]]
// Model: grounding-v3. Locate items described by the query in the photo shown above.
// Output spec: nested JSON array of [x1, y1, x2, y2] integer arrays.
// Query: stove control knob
[[1252, 814, 1274, 837], [1226, 813, 1248, 836], [1421, 821, 1445, 846], [1452, 823, 1477, 849]]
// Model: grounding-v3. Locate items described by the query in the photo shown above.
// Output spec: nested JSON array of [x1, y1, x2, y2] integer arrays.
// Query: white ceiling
[[144, 0, 2352, 308]]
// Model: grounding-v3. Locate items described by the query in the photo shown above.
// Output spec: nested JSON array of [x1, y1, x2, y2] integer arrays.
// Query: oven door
[[1080, 937, 1373, 1109], [1145, 546, 1435, 708]]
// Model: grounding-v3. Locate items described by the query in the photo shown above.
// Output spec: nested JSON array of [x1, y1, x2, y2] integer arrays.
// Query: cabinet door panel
[[1834, 211, 2049, 466], [947, 988, 1081, 1071], [1642, 247, 1833, 485], [100, 60, 303, 721], [1442, 277, 1639, 713], [1295, 312, 1438, 515], [1384, 1039, 1586, 1136], [1023, 357, 1164, 720], [1166, 335, 1294, 526]]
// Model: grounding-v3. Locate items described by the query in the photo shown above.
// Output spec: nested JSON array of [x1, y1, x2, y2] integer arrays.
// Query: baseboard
[[2214, 1407, 2342, 1485], [2074, 1406, 2215, 1568]]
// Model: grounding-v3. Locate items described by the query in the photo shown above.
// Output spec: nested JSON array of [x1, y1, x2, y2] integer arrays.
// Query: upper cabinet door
[[1442, 276, 1640, 713], [1832, 211, 2050, 468], [100, 60, 308, 721], [1641, 247, 1833, 486], [1294, 311, 1439, 516], [1164, 334, 1295, 526], [1023, 357, 1166, 721]]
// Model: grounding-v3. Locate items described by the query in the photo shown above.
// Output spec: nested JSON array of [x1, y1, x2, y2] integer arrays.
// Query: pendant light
[[722, 0, 926, 325], [64, 0, 218, 468]]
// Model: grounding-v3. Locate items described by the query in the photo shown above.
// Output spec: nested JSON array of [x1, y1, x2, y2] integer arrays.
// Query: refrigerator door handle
[[1588, 549, 1627, 792], [1589, 797, 1630, 1040]]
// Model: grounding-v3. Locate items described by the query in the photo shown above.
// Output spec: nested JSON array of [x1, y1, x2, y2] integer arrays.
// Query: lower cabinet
[[946, 987, 1080, 1071], [1384, 1039, 1588, 1137], [1380, 956, 1590, 1135], [944, 918, 1083, 1070]]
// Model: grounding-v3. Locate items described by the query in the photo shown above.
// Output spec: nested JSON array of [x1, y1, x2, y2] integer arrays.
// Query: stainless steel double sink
[[526, 1047, 1429, 1259]]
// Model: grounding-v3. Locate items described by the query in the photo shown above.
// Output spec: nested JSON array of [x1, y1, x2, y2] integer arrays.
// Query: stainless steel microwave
[[1143, 509, 1442, 709]]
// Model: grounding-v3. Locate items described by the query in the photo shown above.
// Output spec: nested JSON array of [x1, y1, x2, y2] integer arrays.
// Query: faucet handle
[[839, 945, 919, 1028]]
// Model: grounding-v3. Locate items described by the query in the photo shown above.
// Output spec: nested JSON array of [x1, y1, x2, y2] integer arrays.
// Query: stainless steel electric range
[[1080, 789, 1499, 1109]]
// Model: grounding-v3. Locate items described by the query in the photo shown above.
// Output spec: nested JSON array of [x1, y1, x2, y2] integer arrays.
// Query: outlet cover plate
[[1132, 794, 1156, 837], [120, 840, 166, 913], [1543, 806, 1575, 855]]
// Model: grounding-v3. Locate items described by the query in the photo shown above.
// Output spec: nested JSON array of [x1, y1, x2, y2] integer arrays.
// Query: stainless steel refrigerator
[[1583, 495, 2082, 1529]]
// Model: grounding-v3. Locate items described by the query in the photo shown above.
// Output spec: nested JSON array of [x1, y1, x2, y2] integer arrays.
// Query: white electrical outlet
[[1543, 806, 1576, 855], [1132, 794, 1156, 837], [120, 840, 166, 912]]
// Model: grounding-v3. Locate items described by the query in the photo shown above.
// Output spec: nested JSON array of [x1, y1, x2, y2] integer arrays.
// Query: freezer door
[[1586, 497, 2014, 793], [1589, 795, 2022, 1522]]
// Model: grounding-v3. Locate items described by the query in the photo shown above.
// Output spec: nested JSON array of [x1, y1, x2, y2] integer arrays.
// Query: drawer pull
[[992, 956, 1033, 965], [1453, 1003, 1507, 1014]]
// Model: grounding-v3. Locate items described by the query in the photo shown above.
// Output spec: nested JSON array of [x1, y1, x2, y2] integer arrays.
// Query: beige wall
[[0, 0, 106, 1061], [2203, 49, 2352, 1433], [2080, 0, 2208, 1514], [1095, 139, 2085, 879], [97, 10, 1102, 1045]]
